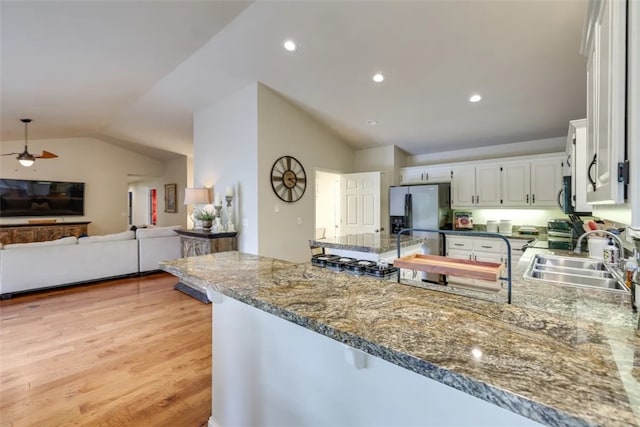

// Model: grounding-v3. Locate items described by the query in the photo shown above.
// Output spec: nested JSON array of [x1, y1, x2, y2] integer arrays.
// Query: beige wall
[[257, 84, 354, 262], [1, 137, 174, 235], [193, 83, 355, 262]]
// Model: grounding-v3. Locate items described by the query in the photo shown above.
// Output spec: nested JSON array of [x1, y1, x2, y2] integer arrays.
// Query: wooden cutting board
[[393, 254, 504, 282]]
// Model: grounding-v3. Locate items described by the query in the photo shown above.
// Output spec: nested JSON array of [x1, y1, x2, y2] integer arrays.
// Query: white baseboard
[[208, 416, 219, 427]]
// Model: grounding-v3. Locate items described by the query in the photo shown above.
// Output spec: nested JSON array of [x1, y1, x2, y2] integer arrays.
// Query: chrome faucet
[[574, 230, 625, 262]]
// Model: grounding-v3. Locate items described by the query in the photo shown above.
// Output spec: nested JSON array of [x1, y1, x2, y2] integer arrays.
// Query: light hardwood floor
[[0, 273, 211, 427]]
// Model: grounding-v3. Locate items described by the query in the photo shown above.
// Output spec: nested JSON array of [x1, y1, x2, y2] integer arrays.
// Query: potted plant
[[194, 207, 216, 231]]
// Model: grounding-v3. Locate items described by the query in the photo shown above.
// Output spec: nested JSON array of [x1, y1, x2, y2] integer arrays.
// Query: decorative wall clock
[[270, 155, 307, 203]]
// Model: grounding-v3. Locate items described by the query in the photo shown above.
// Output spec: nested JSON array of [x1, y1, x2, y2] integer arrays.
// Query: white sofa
[[0, 226, 182, 298], [136, 226, 182, 273]]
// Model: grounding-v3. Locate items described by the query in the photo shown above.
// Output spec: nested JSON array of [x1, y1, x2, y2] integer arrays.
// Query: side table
[[172, 229, 238, 302], [174, 229, 238, 257]]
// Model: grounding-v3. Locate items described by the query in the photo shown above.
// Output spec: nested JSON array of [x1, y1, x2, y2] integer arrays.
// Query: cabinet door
[[501, 161, 530, 207], [423, 166, 452, 183], [475, 165, 501, 207], [400, 167, 425, 184], [586, 0, 626, 204], [445, 248, 474, 286], [37, 226, 63, 242], [13, 228, 37, 243], [530, 158, 563, 207], [451, 167, 476, 208]]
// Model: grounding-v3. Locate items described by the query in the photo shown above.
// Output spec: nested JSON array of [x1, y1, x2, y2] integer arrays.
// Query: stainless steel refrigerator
[[389, 183, 451, 283]]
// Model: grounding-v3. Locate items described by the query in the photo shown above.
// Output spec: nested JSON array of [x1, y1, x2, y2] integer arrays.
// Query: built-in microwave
[[558, 176, 573, 214], [558, 175, 591, 215]]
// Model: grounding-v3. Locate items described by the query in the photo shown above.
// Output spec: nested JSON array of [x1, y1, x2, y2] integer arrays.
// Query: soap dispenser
[[603, 238, 619, 264]]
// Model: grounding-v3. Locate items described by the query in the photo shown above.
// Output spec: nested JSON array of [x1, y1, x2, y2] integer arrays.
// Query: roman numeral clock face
[[270, 155, 307, 203]]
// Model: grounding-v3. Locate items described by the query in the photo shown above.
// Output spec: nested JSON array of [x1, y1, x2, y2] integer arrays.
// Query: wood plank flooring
[[0, 273, 211, 427]]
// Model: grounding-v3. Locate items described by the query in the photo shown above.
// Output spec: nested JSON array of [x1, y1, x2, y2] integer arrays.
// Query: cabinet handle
[[526, 194, 529, 203], [469, 255, 473, 260], [425, 173, 429, 181], [588, 153, 597, 189], [454, 243, 465, 246], [480, 245, 492, 249], [532, 194, 535, 204]]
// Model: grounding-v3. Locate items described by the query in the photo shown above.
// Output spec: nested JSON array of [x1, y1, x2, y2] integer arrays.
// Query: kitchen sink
[[524, 254, 628, 292]]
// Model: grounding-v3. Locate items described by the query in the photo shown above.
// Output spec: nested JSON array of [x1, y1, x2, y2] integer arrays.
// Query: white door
[[315, 171, 341, 239], [501, 161, 530, 207], [341, 172, 381, 235], [475, 165, 501, 207], [451, 166, 476, 208], [530, 158, 563, 207]]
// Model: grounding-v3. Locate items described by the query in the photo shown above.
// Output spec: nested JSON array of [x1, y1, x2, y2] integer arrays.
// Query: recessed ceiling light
[[372, 73, 384, 83], [469, 94, 482, 103], [283, 39, 297, 52], [367, 119, 377, 126]]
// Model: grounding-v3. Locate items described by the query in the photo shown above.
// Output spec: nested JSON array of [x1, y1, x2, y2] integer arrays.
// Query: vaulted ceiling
[[1, 0, 587, 160]]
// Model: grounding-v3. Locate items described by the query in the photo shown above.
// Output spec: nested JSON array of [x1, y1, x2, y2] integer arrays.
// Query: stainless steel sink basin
[[524, 254, 628, 292]]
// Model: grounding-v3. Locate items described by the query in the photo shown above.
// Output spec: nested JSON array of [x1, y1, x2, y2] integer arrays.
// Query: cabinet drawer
[[472, 238, 503, 253], [447, 237, 472, 251]]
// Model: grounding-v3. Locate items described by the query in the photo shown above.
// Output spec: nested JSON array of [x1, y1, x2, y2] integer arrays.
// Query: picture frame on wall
[[165, 183, 177, 213]]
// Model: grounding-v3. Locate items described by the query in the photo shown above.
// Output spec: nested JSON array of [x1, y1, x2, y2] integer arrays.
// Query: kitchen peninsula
[[309, 232, 425, 261], [161, 251, 639, 427]]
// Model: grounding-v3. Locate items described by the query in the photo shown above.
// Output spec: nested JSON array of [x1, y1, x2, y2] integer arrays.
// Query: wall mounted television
[[0, 179, 85, 217]]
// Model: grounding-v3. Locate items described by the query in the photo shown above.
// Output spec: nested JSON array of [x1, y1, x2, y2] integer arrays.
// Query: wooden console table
[[0, 221, 91, 245], [172, 229, 238, 303], [174, 229, 238, 257]]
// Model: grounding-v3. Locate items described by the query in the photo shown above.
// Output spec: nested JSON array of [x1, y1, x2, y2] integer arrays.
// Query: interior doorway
[[315, 170, 341, 239], [149, 188, 157, 225], [315, 170, 385, 239]]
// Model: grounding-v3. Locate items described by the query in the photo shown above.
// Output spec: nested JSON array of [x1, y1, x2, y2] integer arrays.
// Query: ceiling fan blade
[[34, 150, 58, 159], [1, 153, 20, 156]]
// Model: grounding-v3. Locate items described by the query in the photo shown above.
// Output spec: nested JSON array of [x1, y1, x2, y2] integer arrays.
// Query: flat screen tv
[[0, 179, 85, 217]]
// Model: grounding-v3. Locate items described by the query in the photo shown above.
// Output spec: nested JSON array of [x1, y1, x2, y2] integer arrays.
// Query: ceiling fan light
[[19, 158, 34, 167]]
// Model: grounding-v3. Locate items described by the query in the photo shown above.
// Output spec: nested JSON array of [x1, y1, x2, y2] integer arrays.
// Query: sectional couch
[[0, 225, 182, 299]]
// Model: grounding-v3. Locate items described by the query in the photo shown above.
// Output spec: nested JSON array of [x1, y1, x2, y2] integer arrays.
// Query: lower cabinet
[[445, 236, 527, 291]]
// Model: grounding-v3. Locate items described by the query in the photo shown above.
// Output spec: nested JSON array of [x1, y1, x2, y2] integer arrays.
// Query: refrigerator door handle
[[405, 193, 412, 231]]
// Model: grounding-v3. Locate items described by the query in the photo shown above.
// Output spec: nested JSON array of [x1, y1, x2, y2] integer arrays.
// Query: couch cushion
[[136, 225, 182, 239], [78, 230, 135, 244], [4, 236, 77, 250]]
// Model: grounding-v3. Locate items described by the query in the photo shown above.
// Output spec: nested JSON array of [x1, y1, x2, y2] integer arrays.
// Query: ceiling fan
[[1, 118, 58, 167]]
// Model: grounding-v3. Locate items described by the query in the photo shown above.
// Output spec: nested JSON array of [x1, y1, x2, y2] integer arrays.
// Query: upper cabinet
[[449, 155, 563, 209], [451, 164, 501, 208], [401, 165, 451, 185], [566, 119, 592, 213], [583, 0, 627, 204]]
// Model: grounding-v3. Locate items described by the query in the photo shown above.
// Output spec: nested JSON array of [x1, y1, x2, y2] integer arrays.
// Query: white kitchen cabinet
[[501, 161, 530, 207], [401, 166, 451, 185], [566, 119, 592, 213], [451, 165, 500, 208], [446, 236, 504, 291], [451, 166, 476, 208], [530, 158, 564, 207], [500, 158, 563, 208], [475, 165, 501, 207], [583, 0, 627, 204]]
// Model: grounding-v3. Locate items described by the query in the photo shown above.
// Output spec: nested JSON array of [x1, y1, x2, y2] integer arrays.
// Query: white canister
[[486, 220, 498, 233], [498, 220, 513, 235], [587, 237, 608, 259]]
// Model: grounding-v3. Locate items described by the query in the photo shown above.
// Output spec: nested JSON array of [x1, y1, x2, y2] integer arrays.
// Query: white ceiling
[[1, 0, 587, 160]]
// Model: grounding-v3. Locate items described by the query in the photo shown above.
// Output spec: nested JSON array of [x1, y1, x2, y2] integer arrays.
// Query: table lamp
[[184, 188, 211, 229]]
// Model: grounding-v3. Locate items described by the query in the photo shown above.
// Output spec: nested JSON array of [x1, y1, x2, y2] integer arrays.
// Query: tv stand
[[0, 221, 90, 245]]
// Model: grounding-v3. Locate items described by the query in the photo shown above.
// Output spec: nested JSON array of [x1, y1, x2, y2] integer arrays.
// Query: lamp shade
[[184, 188, 211, 205]]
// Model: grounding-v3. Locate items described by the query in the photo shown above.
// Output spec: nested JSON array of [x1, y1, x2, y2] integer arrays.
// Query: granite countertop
[[161, 251, 640, 427], [309, 233, 424, 254]]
